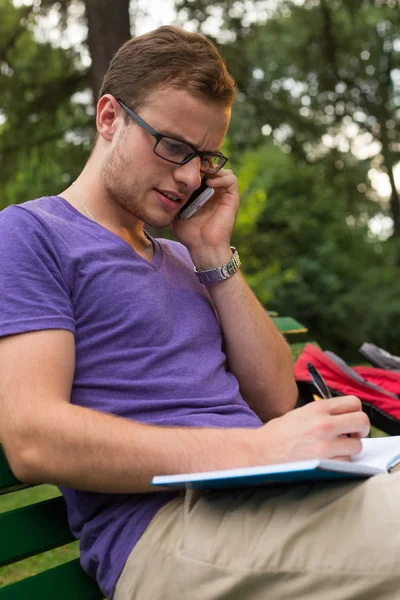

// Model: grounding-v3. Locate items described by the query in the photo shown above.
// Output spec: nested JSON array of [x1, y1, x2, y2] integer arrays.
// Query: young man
[[0, 26, 398, 600]]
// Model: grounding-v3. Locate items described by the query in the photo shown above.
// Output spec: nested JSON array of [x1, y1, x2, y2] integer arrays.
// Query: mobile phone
[[178, 179, 214, 220]]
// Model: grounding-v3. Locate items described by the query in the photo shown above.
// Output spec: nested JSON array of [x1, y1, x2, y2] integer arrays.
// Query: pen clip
[[306, 362, 332, 400]]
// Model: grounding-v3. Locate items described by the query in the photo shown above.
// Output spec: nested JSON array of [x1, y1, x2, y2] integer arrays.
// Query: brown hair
[[99, 26, 236, 113]]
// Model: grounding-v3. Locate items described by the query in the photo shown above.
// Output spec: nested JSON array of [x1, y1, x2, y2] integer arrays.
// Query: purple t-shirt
[[0, 197, 262, 599]]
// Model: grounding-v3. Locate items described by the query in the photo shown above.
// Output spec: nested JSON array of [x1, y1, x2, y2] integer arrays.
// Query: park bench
[[0, 315, 310, 600]]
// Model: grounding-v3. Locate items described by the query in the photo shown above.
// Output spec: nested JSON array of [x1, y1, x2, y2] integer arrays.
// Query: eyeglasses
[[116, 99, 228, 175]]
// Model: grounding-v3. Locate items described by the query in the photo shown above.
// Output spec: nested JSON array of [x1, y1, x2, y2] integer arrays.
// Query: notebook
[[151, 436, 400, 490]]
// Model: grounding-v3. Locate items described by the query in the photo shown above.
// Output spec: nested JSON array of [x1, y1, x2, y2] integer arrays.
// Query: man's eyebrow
[[161, 129, 220, 154], [162, 129, 199, 150]]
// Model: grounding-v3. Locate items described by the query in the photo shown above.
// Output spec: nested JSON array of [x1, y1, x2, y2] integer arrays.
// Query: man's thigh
[[114, 473, 400, 600]]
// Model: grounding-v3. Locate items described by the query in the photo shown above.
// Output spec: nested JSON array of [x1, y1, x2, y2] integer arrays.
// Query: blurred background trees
[[0, 0, 133, 203], [1, 0, 399, 359]]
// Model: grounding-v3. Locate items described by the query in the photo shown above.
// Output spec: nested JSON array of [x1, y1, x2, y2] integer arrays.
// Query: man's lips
[[154, 188, 186, 209], [155, 188, 186, 202]]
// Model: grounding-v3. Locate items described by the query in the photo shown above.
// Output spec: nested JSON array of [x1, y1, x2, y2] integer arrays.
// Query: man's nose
[[173, 157, 202, 192]]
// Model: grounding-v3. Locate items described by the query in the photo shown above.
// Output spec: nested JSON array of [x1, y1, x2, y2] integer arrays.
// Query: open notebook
[[151, 436, 400, 491]]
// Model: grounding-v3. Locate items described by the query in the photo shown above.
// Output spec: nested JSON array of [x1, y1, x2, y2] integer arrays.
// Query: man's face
[[100, 87, 231, 229]]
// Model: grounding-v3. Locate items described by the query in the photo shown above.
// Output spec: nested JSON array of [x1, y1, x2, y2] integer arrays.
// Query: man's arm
[[0, 329, 257, 492], [207, 269, 297, 421], [0, 330, 369, 494], [172, 169, 297, 421]]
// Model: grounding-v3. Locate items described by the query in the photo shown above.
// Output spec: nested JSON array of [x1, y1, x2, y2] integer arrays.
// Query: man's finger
[[333, 412, 370, 438], [329, 435, 364, 458], [320, 395, 362, 415]]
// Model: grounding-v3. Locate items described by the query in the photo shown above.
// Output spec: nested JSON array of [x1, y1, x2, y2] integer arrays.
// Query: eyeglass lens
[[155, 137, 225, 174]]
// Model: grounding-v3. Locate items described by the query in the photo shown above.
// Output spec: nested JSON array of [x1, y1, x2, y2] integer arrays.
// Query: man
[[0, 26, 397, 600]]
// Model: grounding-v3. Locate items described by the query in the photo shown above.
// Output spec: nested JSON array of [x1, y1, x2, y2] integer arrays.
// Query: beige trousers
[[114, 474, 400, 600]]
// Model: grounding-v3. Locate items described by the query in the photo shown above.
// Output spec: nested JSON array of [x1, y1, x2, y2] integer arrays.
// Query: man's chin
[[144, 214, 175, 233]]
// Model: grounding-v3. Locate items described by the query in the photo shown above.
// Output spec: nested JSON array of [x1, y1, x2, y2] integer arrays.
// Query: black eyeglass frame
[[116, 99, 228, 174]]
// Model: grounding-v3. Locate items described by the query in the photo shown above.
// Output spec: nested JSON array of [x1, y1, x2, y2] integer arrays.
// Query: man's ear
[[96, 95, 120, 142]]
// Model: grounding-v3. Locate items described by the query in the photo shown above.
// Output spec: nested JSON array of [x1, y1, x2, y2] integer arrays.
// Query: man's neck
[[59, 167, 154, 261]]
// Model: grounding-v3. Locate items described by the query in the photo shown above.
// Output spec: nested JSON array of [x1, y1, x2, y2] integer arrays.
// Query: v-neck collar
[[53, 195, 163, 272]]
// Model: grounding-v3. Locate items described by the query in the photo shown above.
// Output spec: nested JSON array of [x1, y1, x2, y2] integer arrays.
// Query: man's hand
[[253, 396, 371, 465], [171, 169, 239, 269]]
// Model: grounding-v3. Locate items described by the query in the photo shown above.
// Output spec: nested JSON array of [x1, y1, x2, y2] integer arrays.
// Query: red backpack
[[295, 344, 400, 435]]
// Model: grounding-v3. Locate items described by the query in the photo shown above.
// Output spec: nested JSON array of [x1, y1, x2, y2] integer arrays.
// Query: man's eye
[[162, 140, 183, 156]]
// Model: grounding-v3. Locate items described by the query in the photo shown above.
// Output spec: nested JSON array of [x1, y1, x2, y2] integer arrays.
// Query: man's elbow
[[3, 435, 46, 484]]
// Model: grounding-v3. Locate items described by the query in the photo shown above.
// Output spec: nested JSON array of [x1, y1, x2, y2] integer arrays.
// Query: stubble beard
[[100, 132, 176, 230]]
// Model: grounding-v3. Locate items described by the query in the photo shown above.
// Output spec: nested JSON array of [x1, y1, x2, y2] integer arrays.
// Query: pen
[[306, 362, 332, 399], [307, 362, 351, 438]]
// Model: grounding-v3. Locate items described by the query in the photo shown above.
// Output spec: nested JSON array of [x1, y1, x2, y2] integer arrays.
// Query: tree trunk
[[388, 164, 400, 238], [380, 125, 400, 238], [83, 0, 163, 239], [84, 0, 131, 101]]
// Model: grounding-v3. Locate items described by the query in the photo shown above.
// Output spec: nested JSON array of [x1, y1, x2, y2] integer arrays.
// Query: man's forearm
[[7, 394, 372, 495], [8, 402, 258, 493], [207, 271, 298, 421]]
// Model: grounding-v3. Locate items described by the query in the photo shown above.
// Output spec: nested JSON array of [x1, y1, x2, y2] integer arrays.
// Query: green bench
[[0, 449, 104, 599], [0, 314, 309, 599]]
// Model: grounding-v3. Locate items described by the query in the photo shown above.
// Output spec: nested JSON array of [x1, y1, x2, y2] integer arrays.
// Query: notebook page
[[351, 436, 400, 470]]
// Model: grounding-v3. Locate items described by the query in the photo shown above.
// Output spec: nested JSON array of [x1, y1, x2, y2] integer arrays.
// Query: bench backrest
[[0, 446, 104, 599], [0, 314, 310, 598]]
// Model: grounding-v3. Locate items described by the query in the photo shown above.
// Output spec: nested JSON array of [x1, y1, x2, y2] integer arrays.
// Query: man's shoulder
[[0, 196, 81, 265], [0, 197, 91, 250], [1, 196, 66, 228], [0, 198, 46, 242]]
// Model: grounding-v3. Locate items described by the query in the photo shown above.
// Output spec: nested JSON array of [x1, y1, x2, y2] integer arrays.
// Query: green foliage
[[177, 0, 399, 208], [233, 142, 400, 359], [175, 0, 400, 357], [0, 0, 93, 207]]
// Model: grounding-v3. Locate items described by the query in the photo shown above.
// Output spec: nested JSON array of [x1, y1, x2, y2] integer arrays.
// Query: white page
[[350, 436, 400, 470]]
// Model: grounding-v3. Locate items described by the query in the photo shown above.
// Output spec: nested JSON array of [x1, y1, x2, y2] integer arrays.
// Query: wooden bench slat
[[0, 497, 75, 566], [0, 558, 104, 600], [271, 316, 310, 343], [271, 316, 308, 334]]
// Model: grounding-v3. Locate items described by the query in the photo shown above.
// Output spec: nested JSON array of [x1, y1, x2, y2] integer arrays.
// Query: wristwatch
[[194, 246, 241, 285]]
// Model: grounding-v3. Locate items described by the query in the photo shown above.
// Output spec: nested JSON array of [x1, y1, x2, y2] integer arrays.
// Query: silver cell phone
[[178, 179, 214, 220]]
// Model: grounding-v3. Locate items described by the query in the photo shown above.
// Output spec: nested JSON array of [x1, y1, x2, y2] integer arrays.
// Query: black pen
[[307, 362, 332, 399]]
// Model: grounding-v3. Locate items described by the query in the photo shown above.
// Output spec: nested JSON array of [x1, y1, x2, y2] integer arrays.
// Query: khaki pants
[[114, 474, 400, 600]]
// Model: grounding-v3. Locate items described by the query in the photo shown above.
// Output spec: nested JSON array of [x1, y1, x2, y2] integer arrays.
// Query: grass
[[370, 426, 388, 438]]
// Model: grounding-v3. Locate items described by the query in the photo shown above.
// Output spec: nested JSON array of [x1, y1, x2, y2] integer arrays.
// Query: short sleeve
[[0, 205, 75, 337]]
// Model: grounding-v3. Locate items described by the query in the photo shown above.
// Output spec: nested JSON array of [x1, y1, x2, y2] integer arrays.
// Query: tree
[[38, 0, 132, 99], [0, 0, 91, 206], [176, 0, 400, 234], [233, 142, 400, 358], [0, 0, 134, 207]]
